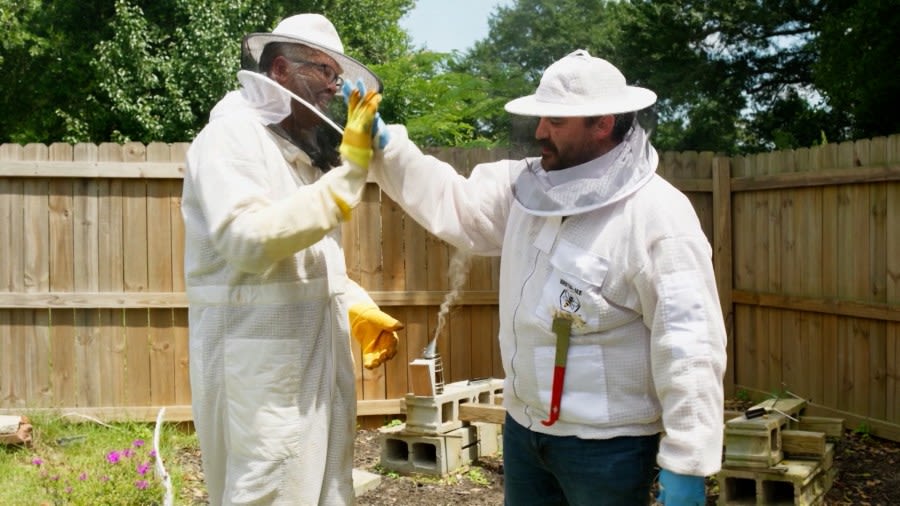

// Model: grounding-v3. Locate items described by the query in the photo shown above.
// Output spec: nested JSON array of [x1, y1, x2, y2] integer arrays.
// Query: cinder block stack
[[379, 378, 504, 476], [718, 398, 844, 506]]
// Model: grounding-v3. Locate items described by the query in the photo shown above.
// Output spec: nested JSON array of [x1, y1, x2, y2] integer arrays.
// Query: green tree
[[814, 0, 900, 140], [0, 0, 413, 143], [80, 0, 414, 143], [616, 0, 899, 153], [614, 0, 823, 153], [459, 0, 626, 146], [375, 51, 502, 147], [0, 0, 116, 142]]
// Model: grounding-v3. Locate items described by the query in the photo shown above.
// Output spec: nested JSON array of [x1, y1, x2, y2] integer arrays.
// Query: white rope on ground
[[153, 407, 174, 506], [60, 412, 117, 429]]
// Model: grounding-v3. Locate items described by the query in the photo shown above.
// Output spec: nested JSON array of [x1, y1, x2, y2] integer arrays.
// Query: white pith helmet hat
[[242, 13, 382, 92], [504, 49, 656, 117]]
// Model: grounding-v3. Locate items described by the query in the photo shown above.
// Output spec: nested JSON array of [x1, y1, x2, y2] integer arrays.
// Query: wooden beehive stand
[[718, 397, 844, 506]]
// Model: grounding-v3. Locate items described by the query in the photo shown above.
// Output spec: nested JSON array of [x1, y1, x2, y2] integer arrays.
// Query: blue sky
[[400, 0, 514, 53]]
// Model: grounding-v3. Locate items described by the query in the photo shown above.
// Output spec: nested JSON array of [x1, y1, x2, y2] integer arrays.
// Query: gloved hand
[[328, 81, 382, 220], [342, 80, 390, 150], [339, 80, 382, 168], [349, 302, 403, 369], [657, 469, 705, 506]]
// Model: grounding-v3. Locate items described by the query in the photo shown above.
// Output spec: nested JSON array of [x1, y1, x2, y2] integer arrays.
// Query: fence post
[[713, 156, 735, 398]]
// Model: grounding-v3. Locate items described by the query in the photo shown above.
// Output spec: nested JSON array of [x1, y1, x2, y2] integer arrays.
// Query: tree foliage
[[615, 0, 898, 153], [458, 0, 625, 145], [813, 0, 900, 140], [375, 52, 503, 147], [0, 0, 413, 143], [0, 0, 896, 150]]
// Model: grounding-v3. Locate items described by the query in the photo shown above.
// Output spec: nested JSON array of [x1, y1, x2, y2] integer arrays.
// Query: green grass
[[466, 467, 489, 486], [0, 411, 200, 505]]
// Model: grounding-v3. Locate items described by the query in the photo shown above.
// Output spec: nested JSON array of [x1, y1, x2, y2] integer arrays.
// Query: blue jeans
[[503, 414, 660, 506]]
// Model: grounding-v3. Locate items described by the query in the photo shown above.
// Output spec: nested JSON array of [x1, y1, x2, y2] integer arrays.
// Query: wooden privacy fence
[[0, 136, 898, 441]]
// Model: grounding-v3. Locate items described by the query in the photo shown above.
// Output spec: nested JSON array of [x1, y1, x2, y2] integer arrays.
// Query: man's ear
[[269, 55, 292, 85], [591, 115, 616, 141]]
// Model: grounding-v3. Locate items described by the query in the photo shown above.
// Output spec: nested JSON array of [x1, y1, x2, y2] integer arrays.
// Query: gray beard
[[267, 122, 341, 172]]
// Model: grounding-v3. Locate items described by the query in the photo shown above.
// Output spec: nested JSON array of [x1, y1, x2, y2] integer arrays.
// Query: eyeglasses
[[288, 58, 343, 87]]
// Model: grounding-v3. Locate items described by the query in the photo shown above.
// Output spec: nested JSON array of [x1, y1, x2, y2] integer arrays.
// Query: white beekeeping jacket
[[181, 77, 368, 504], [371, 124, 726, 477]]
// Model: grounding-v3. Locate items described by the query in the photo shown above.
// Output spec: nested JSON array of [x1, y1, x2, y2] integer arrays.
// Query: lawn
[[0, 411, 201, 505]]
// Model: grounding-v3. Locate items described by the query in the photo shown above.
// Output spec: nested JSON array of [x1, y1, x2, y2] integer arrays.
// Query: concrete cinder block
[[379, 424, 479, 476], [718, 444, 835, 506], [724, 412, 788, 469], [404, 379, 503, 435]]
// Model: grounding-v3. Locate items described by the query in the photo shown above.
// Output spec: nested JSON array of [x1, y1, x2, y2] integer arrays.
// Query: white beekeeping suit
[[370, 49, 726, 504], [181, 14, 399, 505]]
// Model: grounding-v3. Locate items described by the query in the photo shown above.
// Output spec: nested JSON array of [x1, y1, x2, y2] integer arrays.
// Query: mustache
[[538, 140, 556, 152], [301, 124, 342, 172]]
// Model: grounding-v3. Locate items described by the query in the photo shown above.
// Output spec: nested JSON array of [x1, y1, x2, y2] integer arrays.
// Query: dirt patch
[[176, 423, 900, 505], [352, 426, 900, 506]]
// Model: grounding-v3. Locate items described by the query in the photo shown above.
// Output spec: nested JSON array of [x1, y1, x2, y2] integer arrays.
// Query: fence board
[[382, 195, 408, 399], [887, 137, 900, 423], [462, 148, 498, 380], [147, 149, 176, 407], [96, 144, 127, 406], [402, 210, 431, 385], [73, 144, 102, 407], [732, 155, 756, 391], [0, 145, 20, 407], [48, 145, 77, 407], [862, 139, 889, 419], [765, 152, 784, 392], [752, 156, 771, 391], [359, 184, 386, 400]]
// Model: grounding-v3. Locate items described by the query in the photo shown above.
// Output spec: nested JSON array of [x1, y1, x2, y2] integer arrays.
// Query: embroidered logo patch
[[559, 288, 581, 313]]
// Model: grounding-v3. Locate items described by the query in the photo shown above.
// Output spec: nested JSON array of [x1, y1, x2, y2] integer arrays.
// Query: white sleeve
[[369, 125, 513, 256], [637, 233, 727, 476], [186, 119, 364, 273]]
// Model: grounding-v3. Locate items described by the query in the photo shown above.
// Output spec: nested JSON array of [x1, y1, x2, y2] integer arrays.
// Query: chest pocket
[[534, 239, 637, 335]]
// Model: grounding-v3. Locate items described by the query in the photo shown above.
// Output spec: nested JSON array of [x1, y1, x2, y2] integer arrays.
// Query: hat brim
[[504, 87, 656, 117], [243, 33, 383, 93]]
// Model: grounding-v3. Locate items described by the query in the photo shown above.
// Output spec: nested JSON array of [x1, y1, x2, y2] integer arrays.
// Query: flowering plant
[[31, 438, 164, 505]]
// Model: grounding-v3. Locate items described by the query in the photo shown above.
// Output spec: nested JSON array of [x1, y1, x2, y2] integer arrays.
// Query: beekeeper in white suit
[[181, 13, 401, 505], [362, 49, 727, 505]]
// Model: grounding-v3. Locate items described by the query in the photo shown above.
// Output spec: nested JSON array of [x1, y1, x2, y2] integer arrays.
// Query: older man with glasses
[[181, 13, 401, 505]]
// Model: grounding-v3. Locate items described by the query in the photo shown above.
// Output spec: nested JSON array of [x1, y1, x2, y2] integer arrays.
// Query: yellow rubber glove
[[349, 302, 403, 369], [339, 83, 382, 169], [330, 82, 382, 221]]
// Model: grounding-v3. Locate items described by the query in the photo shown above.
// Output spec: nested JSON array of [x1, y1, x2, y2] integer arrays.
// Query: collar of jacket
[[511, 124, 659, 217]]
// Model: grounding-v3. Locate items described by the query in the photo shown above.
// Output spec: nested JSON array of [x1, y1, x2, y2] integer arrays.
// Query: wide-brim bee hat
[[242, 13, 382, 93]]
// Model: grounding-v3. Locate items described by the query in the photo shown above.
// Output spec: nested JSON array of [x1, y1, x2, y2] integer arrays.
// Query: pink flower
[[137, 462, 150, 476], [79, 472, 88, 481], [106, 450, 122, 464], [31, 458, 43, 466], [135, 479, 149, 490], [133, 439, 145, 448]]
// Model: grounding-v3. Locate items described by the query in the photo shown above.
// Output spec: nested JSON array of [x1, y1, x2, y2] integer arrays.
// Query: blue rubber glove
[[342, 80, 390, 149], [657, 469, 705, 506]]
